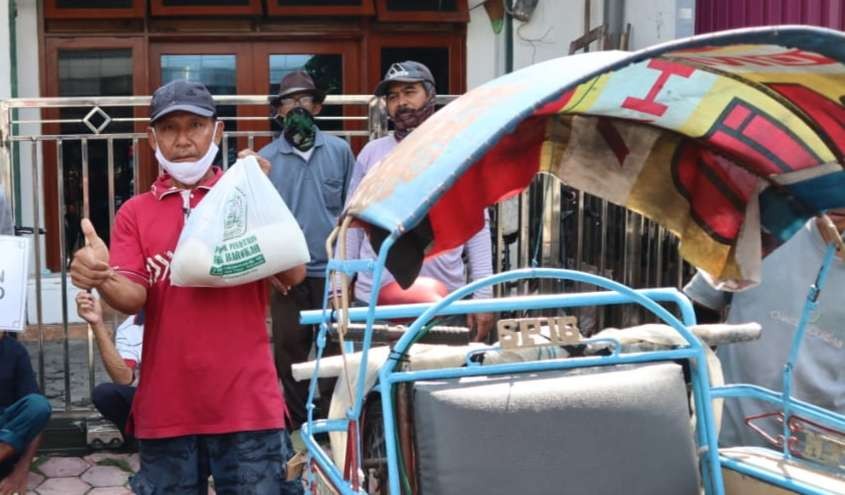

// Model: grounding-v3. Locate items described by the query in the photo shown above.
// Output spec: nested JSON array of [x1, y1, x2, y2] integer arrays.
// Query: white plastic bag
[[170, 156, 310, 287]]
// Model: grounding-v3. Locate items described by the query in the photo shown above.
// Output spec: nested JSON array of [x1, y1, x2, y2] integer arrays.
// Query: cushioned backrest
[[413, 362, 700, 495]]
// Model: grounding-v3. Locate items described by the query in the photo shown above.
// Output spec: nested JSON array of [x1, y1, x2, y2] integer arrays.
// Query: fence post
[[0, 100, 13, 219], [367, 96, 388, 140]]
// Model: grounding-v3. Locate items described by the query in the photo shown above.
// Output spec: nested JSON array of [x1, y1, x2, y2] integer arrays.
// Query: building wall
[[0, 1, 10, 100], [15, 0, 43, 273], [466, 0, 695, 90], [625, 0, 694, 50]]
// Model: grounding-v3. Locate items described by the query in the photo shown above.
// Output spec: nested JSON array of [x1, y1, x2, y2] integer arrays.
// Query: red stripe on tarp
[[743, 114, 820, 170], [768, 83, 845, 156], [534, 90, 575, 116], [723, 104, 751, 130], [425, 116, 547, 256]]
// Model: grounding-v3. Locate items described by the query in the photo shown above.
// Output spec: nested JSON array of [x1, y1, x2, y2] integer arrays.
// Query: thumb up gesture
[[70, 218, 112, 290]]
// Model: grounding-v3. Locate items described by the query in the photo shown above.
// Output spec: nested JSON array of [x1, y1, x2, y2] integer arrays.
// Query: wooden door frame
[[149, 0, 263, 16], [44, 0, 145, 19], [148, 41, 256, 177], [366, 31, 466, 95], [41, 36, 147, 271], [250, 40, 364, 152]]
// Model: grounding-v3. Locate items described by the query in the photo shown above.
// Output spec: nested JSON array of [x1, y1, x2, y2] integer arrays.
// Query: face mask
[[153, 125, 220, 186], [283, 107, 317, 151], [392, 95, 436, 142]]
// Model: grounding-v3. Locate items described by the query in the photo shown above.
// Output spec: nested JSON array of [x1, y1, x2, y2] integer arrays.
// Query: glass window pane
[[161, 54, 237, 164], [55, 0, 133, 8], [162, 0, 250, 5], [58, 49, 134, 250], [381, 47, 449, 94], [268, 54, 343, 133], [385, 0, 457, 11], [275, 0, 362, 6]]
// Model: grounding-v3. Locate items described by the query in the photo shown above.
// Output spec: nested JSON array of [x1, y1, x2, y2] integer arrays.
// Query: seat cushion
[[412, 362, 700, 495]]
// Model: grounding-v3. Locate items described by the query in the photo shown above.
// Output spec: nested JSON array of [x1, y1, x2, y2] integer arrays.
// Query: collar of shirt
[[150, 166, 224, 201], [272, 127, 326, 158]]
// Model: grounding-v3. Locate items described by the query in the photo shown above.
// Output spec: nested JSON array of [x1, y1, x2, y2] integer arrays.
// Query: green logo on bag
[[210, 234, 267, 277], [222, 189, 247, 241]]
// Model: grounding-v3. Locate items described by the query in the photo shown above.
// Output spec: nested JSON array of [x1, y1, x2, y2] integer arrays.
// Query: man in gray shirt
[[684, 215, 845, 448], [257, 71, 354, 432]]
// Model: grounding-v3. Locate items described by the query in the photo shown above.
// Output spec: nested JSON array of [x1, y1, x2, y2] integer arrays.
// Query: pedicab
[[298, 25, 845, 494]]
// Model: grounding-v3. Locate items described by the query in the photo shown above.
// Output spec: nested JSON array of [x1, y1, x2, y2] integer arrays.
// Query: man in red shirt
[[70, 79, 305, 494]]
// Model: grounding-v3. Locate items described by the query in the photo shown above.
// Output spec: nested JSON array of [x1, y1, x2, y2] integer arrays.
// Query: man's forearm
[[91, 323, 134, 385], [98, 273, 147, 315]]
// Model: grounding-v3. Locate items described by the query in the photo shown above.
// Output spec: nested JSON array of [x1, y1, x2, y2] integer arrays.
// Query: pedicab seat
[[412, 362, 700, 495]]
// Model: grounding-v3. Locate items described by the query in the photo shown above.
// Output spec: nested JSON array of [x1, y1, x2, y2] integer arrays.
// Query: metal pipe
[[107, 137, 115, 228], [0, 102, 12, 216], [132, 138, 140, 196], [505, 0, 514, 73], [519, 190, 530, 293], [603, 0, 627, 49], [222, 133, 230, 170], [30, 139, 45, 393], [656, 225, 665, 287], [56, 140, 71, 411], [300, 287, 696, 325], [598, 198, 608, 328], [495, 203, 504, 297], [81, 138, 97, 403]]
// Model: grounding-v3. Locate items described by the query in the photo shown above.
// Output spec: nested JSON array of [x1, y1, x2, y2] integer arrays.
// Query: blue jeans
[[130, 428, 303, 495], [0, 394, 51, 479], [92, 382, 136, 437]]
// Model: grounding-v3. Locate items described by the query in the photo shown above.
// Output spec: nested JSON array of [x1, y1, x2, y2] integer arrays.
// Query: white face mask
[[152, 126, 220, 186]]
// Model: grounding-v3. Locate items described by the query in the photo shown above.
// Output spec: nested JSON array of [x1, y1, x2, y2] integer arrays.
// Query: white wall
[[467, 0, 605, 88], [624, 0, 695, 50], [467, 0, 696, 89], [466, 2, 503, 90], [0, 1, 10, 100], [513, 0, 604, 70], [13, 0, 45, 273]]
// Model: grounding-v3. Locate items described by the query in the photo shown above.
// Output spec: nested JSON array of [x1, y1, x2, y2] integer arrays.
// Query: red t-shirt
[[110, 168, 286, 439]]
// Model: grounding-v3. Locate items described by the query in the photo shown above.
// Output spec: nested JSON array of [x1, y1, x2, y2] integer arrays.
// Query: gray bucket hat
[[374, 61, 435, 97], [269, 70, 326, 106]]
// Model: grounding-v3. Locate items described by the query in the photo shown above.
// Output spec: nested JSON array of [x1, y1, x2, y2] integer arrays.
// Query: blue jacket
[[259, 130, 355, 277]]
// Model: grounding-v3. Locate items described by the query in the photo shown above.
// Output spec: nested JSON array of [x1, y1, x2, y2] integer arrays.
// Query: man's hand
[[467, 312, 495, 343], [238, 149, 271, 175], [269, 276, 291, 295], [70, 219, 111, 290], [76, 291, 103, 326], [0, 464, 27, 495]]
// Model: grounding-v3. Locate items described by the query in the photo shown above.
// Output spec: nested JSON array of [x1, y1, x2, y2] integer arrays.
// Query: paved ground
[[11, 315, 294, 494], [25, 452, 137, 495], [22, 452, 224, 495], [22, 339, 108, 410]]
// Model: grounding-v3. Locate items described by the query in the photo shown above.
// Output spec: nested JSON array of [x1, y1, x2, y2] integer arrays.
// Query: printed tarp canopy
[[345, 26, 845, 290]]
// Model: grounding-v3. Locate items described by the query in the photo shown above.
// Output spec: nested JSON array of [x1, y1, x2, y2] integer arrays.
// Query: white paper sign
[[0, 235, 30, 331]]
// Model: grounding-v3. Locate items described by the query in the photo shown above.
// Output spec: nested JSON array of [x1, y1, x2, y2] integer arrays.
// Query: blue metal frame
[[301, 250, 728, 494], [782, 243, 837, 460], [299, 243, 845, 495]]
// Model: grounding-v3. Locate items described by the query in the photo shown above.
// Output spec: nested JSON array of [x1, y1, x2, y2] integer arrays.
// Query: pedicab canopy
[[345, 26, 845, 291]]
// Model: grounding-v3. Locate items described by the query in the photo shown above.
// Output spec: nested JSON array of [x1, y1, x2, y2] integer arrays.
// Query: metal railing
[[0, 93, 692, 416]]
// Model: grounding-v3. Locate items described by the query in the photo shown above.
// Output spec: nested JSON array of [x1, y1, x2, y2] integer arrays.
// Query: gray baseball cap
[[374, 61, 435, 97], [149, 79, 216, 123]]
